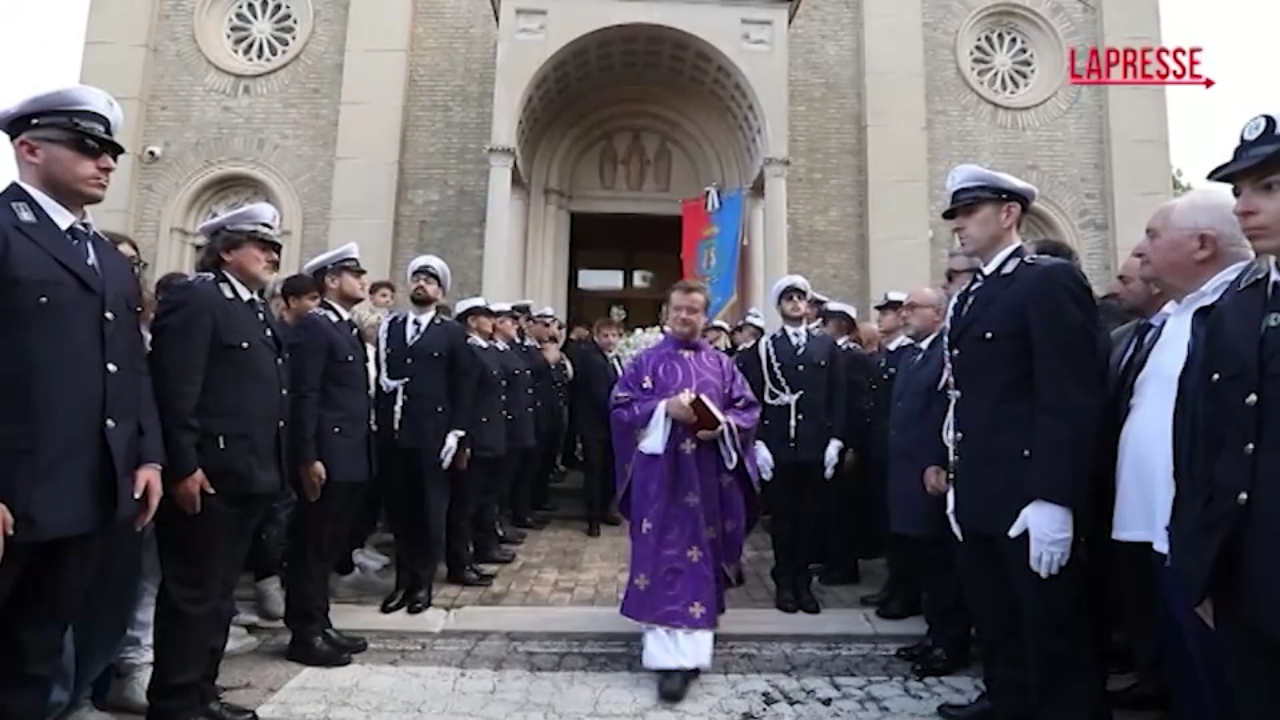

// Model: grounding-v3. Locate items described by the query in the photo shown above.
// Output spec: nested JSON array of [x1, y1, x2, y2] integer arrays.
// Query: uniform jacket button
[[1236, 490, 1249, 505], [1244, 442, 1255, 454], [984, 331, 993, 339], [106, 362, 118, 373], [1210, 372, 1221, 382], [279, 420, 286, 427], [103, 310, 114, 320], [1244, 392, 1258, 406], [281, 388, 288, 396], [333, 427, 341, 433], [1022, 449, 1031, 457], [240, 341, 250, 349], [38, 296, 48, 305], [105, 418, 116, 429]]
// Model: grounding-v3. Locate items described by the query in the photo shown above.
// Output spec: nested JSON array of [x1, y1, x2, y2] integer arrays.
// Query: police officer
[[1171, 113, 1280, 713], [282, 242, 373, 668], [373, 255, 477, 614], [737, 275, 847, 615], [933, 164, 1104, 720], [509, 307, 552, 528], [0, 85, 163, 719], [444, 296, 507, 587], [489, 303, 536, 549], [148, 202, 290, 720]]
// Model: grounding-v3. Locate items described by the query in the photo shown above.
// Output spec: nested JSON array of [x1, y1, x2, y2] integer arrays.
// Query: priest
[[610, 278, 761, 704]]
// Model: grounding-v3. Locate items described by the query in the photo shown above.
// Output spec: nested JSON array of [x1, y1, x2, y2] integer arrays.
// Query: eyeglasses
[[34, 135, 123, 162]]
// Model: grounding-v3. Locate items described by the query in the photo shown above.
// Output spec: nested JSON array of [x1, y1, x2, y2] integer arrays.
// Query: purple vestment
[[611, 334, 761, 631]]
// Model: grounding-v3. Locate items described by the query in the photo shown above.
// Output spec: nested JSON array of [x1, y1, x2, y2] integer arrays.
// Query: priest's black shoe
[[586, 522, 602, 537], [448, 567, 494, 587], [875, 597, 922, 620], [894, 639, 932, 662], [475, 547, 516, 564], [1107, 680, 1172, 712], [380, 587, 412, 614], [467, 563, 496, 579], [859, 589, 889, 607], [911, 647, 969, 678], [286, 634, 352, 667], [406, 587, 431, 614], [322, 627, 368, 654], [198, 699, 258, 720], [818, 565, 861, 586], [775, 586, 799, 614], [795, 584, 821, 615], [936, 693, 994, 720], [656, 669, 699, 703]]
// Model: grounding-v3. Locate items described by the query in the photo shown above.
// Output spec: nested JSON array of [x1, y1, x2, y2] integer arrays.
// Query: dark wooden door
[[568, 213, 680, 329]]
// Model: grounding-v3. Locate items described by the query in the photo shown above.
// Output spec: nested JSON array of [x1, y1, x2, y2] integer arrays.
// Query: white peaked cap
[[533, 306, 557, 320], [197, 201, 282, 240], [744, 314, 766, 331], [489, 302, 514, 315], [455, 296, 490, 317], [942, 163, 1038, 220], [0, 84, 124, 148], [708, 320, 732, 332], [302, 242, 364, 276], [769, 274, 811, 308], [874, 291, 909, 309], [514, 299, 534, 308], [810, 291, 830, 304], [407, 254, 451, 294], [822, 301, 858, 322]]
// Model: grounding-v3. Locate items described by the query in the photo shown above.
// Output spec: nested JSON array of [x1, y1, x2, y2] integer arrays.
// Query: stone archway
[[480, 19, 789, 317]]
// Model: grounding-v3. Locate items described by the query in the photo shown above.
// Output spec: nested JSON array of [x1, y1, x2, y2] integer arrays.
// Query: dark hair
[[280, 274, 320, 301], [437, 304, 453, 318], [1098, 292, 1140, 333], [369, 280, 396, 295], [102, 230, 139, 255], [592, 317, 622, 335], [154, 272, 189, 302], [667, 278, 711, 310], [1027, 238, 1079, 265]]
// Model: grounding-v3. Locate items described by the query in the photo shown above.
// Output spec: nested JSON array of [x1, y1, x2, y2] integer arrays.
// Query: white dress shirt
[[1112, 261, 1249, 553], [19, 180, 100, 268], [405, 308, 435, 343]]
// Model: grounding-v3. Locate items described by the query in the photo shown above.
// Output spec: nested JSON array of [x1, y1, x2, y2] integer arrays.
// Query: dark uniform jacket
[[737, 329, 848, 464], [942, 247, 1104, 536], [836, 339, 873, 461], [867, 338, 915, 473], [0, 183, 163, 540], [570, 341, 620, 442], [887, 337, 947, 537], [374, 312, 477, 451], [464, 337, 508, 459], [1172, 260, 1280, 639], [495, 340, 537, 450], [285, 300, 372, 485], [149, 270, 288, 495]]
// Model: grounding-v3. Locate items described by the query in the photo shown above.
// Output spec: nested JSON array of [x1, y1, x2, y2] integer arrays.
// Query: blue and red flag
[[680, 187, 745, 322]]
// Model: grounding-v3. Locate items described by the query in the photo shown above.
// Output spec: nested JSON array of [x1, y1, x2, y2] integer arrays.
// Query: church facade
[[82, 0, 1170, 321]]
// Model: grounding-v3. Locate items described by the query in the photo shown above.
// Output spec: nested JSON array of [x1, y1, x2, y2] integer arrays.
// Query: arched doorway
[[480, 20, 787, 323]]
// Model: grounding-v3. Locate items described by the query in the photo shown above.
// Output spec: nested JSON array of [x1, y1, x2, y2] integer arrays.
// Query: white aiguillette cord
[[376, 315, 410, 433], [757, 331, 803, 439]]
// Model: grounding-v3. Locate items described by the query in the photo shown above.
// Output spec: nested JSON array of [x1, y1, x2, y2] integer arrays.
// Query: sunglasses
[[35, 135, 123, 162]]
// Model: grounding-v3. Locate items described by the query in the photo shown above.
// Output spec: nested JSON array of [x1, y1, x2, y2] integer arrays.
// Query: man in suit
[[1171, 113, 1280, 716], [282, 243, 373, 668], [148, 202, 289, 720], [887, 287, 972, 679], [0, 84, 163, 720], [373, 255, 478, 615], [933, 164, 1105, 720], [737, 275, 847, 615], [573, 318, 625, 537]]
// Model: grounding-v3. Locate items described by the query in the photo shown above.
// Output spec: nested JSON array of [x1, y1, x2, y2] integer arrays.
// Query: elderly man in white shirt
[[1114, 188, 1252, 720]]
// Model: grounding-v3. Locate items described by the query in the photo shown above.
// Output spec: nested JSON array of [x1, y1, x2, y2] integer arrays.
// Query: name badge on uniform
[[11, 202, 35, 224]]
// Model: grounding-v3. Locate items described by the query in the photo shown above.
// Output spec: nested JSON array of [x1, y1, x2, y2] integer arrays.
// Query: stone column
[[748, 190, 767, 313], [552, 198, 572, 315], [508, 186, 529, 299], [528, 189, 564, 304], [762, 157, 790, 327], [481, 145, 516, 299]]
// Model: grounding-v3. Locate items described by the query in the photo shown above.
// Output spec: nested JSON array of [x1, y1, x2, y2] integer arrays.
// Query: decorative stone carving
[[955, 3, 1066, 112], [620, 131, 649, 192], [513, 9, 548, 40], [740, 19, 774, 51], [194, 0, 315, 79], [597, 137, 618, 190], [652, 137, 672, 193]]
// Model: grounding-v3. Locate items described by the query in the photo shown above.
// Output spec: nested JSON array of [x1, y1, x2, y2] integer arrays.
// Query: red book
[[690, 394, 726, 434]]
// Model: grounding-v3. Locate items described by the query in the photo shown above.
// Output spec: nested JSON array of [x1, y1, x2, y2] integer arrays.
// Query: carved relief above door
[[578, 130, 695, 196]]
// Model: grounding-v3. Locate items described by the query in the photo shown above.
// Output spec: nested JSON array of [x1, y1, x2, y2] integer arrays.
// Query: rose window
[[968, 26, 1039, 100], [224, 0, 301, 67]]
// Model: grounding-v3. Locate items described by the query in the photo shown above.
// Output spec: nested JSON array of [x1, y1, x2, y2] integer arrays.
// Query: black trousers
[[334, 480, 383, 575], [149, 492, 273, 719], [284, 482, 363, 636], [819, 463, 859, 570], [1213, 596, 1280, 718], [581, 435, 615, 523], [958, 530, 1100, 720], [0, 529, 100, 719], [902, 534, 969, 654], [380, 445, 449, 591], [507, 446, 539, 519], [444, 463, 477, 574], [246, 487, 294, 581], [1110, 541, 1163, 687], [766, 460, 823, 586], [533, 420, 563, 509], [882, 534, 923, 601], [466, 454, 505, 555]]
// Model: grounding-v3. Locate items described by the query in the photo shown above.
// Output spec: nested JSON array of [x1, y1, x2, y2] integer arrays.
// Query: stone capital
[[762, 156, 790, 179], [486, 145, 517, 168]]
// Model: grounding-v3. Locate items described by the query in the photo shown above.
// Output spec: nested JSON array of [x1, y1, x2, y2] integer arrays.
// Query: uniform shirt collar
[[1171, 260, 1251, 312], [222, 271, 257, 302], [408, 307, 435, 324], [322, 299, 351, 322], [884, 333, 914, 351], [917, 331, 940, 350], [979, 241, 1023, 277], [469, 333, 489, 347], [18, 180, 89, 232]]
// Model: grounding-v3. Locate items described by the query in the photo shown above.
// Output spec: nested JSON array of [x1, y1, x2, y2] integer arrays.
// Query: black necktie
[[67, 224, 98, 275], [1117, 320, 1156, 393], [955, 273, 985, 317]]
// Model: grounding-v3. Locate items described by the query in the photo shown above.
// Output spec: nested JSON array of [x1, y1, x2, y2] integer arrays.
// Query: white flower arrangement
[[615, 325, 666, 367]]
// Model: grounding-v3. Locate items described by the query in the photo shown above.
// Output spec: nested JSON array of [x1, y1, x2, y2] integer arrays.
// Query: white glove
[[754, 441, 774, 482], [1006, 500, 1074, 579], [822, 438, 844, 480], [945, 484, 962, 541], [439, 429, 465, 469]]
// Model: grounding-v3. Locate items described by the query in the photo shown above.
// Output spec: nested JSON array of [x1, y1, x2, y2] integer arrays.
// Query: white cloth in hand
[[822, 438, 844, 480], [945, 485, 962, 541], [1006, 500, 1074, 579], [439, 430, 466, 469], [754, 441, 774, 482]]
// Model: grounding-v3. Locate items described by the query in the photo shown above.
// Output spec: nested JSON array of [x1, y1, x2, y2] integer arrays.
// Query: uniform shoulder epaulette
[[467, 335, 486, 347], [189, 272, 216, 282]]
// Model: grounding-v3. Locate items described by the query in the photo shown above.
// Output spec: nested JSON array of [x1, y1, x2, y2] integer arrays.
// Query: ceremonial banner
[[680, 187, 745, 322]]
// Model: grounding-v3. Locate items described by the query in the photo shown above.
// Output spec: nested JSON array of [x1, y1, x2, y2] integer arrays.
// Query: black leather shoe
[[534, 502, 559, 512], [818, 565, 862, 586], [1107, 680, 1172, 712], [656, 669, 698, 703], [875, 598, 922, 620], [859, 589, 889, 607], [498, 523, 527, 543], [511, 514, 548, 530], [937, 693, 994, 720], [475, 547, 516, 564], [602, 513, 622, 526], [322, 627, 368, 654], [795, 584, 821, 615], [586, 522, 601, 537], [286, 634, 352, 667], [406, 587, 431, 614], [200, 699, 258, 720], [894, 640, 932, 662], [448, 567, 494, 587], [911, 647, 970, 678], [380, 587, 411, 614], [467, 563, 496, 579], [775, 586, 799, 614]]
